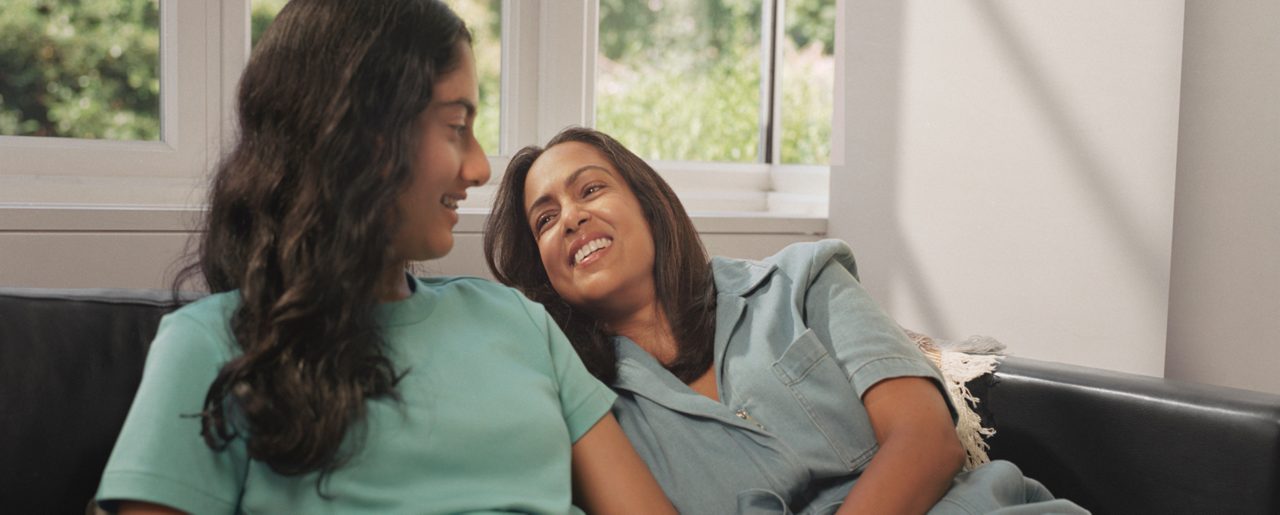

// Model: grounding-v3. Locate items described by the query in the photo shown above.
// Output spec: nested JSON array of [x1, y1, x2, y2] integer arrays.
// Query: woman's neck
[[378, 263, 412, 302], [611, 301, 718, 398], [607, 303, 679, 364]]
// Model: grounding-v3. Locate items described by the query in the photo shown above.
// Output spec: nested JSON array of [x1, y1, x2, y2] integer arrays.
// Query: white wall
[[1166, 0, 1280, 395], [831, 0, 1185, 377]]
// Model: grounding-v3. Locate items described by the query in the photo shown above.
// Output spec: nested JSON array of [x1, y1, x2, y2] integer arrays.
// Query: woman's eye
[[583, 184, 603, 196], [450, 124, 468, 136], [535, 212, 556, 232]]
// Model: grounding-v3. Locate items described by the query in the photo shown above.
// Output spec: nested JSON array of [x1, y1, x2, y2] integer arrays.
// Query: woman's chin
[[410, 238, 454, 263]]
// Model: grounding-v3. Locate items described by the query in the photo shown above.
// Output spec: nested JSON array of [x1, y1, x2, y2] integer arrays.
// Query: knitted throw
[[904, 329, 1005, 471]]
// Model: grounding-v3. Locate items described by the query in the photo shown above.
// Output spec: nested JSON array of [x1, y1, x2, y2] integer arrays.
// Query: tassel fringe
[[904, 329, 1005, 471]]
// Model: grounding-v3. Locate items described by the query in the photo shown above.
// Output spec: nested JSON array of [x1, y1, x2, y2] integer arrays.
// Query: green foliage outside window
[[597, 0, 834, 165], [597, 0, 763, 163], [598, 52, 763, 163], [781, 0, 835, 164], [446, 0, 501, 156], [0, 0, 160, 140], [251, 0, 289, 46]]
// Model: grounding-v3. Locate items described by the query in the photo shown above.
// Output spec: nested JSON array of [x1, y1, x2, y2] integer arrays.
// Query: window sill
[[0, 205, 827, 236]]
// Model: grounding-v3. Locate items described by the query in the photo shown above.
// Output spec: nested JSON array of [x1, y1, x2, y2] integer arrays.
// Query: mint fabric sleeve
[[527, 300, 617, 444], [96, 309, 248, 514]]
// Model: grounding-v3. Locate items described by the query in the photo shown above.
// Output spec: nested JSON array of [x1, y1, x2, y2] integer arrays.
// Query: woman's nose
[[462, 136, 491, 187], [562, 204, 590, 233]]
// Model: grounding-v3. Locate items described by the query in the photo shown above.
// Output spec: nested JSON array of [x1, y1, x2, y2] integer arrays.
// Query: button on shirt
[[610, 240, 1084, 515]]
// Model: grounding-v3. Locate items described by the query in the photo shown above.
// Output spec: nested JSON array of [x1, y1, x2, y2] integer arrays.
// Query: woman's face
[[523, 142, 658, 320], [391, 44, 491, 263]]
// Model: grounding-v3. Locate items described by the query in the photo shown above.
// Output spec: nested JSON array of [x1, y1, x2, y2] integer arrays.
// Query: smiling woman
[[484, 126, 1089, 514], [91, 2, 672, 514]]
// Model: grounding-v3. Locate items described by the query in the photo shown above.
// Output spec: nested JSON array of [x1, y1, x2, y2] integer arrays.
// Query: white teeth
[[440, 196, 458, 209], [574, 237, 613, 265]]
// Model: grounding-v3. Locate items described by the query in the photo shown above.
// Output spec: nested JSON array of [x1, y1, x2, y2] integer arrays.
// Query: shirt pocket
[[770, 328, 878, 470]]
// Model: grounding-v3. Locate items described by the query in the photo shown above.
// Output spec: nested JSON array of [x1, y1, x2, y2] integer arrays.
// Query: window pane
[[779, 0, 834, 165], [449, 0, 500, 156], [0, 0, 160, 141], [251, 0, 501, 155], [597, 0, 762, 163]]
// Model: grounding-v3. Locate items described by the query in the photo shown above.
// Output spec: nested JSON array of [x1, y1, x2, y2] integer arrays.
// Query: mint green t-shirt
[[96, 276, 616, 514]]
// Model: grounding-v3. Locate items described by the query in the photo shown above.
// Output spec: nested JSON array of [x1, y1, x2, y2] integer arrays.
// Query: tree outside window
[[0, 0, 160, 141], [596, 0, 834, 165]]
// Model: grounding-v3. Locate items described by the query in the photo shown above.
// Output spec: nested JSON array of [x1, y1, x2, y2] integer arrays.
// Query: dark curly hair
[[173, 0, 470, 481], [484, 127, 717, 384]]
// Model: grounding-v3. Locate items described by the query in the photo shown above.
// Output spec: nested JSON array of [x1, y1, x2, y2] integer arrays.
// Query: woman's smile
[[571, 236, 614, 268]]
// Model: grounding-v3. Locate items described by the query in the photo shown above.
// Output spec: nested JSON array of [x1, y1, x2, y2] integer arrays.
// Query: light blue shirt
[[610, 240, 1086, 514]]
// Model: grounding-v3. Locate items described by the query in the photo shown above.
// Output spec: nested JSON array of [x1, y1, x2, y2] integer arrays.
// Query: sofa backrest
[[973, 356, 1280, 515], [6, 286, 1277, 514], [0, 288, 192, 515]]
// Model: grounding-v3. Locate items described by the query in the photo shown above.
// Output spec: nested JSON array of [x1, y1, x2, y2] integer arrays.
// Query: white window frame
[[502, 0, 832, 216], [0, 0, 224, 208], [0, 0, 827, 235]]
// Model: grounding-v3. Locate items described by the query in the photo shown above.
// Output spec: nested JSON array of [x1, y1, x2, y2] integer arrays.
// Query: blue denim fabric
[[610, 240, 1088, 515]]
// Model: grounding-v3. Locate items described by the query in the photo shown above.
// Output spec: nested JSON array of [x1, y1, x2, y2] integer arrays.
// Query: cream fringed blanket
[[904, 329, 1006, 471]]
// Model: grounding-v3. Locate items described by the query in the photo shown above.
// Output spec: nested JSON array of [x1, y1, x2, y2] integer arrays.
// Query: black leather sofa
[[3, 287, 1278, 514]]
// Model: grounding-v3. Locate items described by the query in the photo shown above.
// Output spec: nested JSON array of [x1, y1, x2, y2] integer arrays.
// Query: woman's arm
[[571, 413, 676, 515], [838, 376, 965, 515]]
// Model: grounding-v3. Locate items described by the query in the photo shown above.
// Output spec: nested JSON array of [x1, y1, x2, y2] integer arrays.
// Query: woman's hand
[[838, 376, 964, 515], [571, 413, 677, 514]]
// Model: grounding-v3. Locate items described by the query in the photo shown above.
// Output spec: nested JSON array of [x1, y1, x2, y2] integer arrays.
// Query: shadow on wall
[[839, 0, 952, 335], [838, 0, 1172, 338], [972, 1, 1170, 301]]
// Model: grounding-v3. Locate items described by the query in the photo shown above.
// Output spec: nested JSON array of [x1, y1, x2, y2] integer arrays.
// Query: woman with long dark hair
[[484, 127, 1086, 514], [95, 3, 672, 514]]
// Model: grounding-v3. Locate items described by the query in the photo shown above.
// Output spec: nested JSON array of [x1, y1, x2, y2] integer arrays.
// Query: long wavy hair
[[172, 0, 469, 480], [484, 127, 717, 384]]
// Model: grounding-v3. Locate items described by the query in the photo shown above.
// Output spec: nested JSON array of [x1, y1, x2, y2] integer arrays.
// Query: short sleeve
[[532, 304, 617, 443], [96, 309, 248, 514], [801, 245, 955, 417]]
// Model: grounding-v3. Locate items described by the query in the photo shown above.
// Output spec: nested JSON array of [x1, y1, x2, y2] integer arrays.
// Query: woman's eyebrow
[[434, 98, 476, 118]]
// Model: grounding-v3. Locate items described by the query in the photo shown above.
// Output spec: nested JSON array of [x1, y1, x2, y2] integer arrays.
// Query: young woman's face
[[523, 142, 658, 320], [391, 44, 491, 263]]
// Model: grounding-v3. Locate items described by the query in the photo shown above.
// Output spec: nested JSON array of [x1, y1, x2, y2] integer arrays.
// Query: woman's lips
[[571, 236, 613, 268]]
